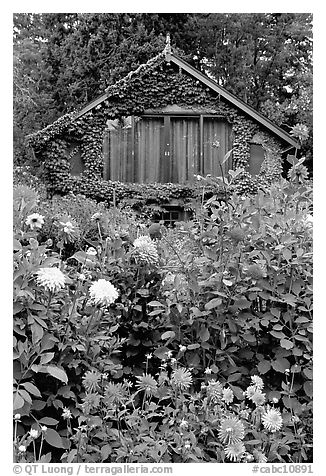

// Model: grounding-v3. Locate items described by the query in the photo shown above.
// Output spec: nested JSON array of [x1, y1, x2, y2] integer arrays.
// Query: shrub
[[13, 165, 312, 463]]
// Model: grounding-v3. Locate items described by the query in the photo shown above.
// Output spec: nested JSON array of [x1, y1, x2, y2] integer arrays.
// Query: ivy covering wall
[[26, 52, 286, 203]]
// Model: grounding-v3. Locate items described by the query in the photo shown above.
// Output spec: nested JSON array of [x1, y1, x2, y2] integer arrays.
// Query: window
[[68, 145, 84, 176], [249, 143, 265, 175], [103, 114, 232, 183]]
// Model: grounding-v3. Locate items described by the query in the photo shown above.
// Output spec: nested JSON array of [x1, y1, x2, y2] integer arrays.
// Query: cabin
[[26, 37, 299, 211]]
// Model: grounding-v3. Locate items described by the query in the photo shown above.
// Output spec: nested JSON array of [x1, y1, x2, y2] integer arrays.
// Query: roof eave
[[169, 53, 300, 149]]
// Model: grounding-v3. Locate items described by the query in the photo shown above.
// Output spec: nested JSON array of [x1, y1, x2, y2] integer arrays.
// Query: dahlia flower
[[251, 391, 266, 406], [89, 279, 119, 306], [171, 368, 193, 390], [104, 382, 127, 404], [25, 213, 44, 230], [132, 235, 159, 266], [135, 374, 158, 395], [218, 417, 245, 445], [82, 370, 101, 392], [222, 388, 234, 404], [251, 375, 264, 390], [35, 267, 66, 293], [224, 442, 246, 462], [262, 407, 283, 432], [207, 380, 223, 402]]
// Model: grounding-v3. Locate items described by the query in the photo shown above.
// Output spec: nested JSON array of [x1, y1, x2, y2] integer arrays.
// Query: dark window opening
[[249, 143, 265, 175]]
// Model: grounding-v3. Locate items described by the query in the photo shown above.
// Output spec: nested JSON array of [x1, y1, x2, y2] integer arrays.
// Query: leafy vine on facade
[[26, 55, 285, 203]]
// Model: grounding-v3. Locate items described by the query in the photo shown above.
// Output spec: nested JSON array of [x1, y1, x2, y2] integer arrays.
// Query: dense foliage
[[13, 13, 312, 166], [13, 161, 312, 463]]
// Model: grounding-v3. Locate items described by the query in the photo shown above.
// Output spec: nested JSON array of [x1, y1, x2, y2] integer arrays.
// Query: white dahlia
[[132, 235, 159, 266], [89, 279, 119, 306], [26, 213, 44, 230], [262, 407, 283, 432], [36, 267, 66, 292]]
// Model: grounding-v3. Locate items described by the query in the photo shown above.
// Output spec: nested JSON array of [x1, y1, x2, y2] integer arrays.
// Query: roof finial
[[164, 32, 171, 62]]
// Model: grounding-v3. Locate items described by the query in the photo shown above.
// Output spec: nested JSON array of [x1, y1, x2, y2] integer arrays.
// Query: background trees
[[13, 13, 312, 166]]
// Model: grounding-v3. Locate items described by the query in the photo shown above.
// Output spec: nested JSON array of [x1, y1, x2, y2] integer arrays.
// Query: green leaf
[[187, 343, 200, 350], [13, 392, 25, 411], [46, 366, 68, 384], [21, 382, 42, 398], [39, 452, 52, 463], [153, 346, 170, 359], [148, 301, 164, 307], [205, 298, 222, 310], [243, 333, 256, 343], [44, 428, 65, 448], [271, 357, 290, 373], [303, 381, 313, 397], [227, 372, 241, 383], [161, 331, 175, 340], [270, 330, 286, 339], [282, 248, 292, 261], [38, 417, 59, 426], [257, 360, 271, 374], [40, 352, 55, 365], [198, 326, 210, 342], [100, 444, 112, 460], [280, 338, 294, 350]]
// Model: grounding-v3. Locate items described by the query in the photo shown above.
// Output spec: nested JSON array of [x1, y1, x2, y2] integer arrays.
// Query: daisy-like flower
[[135, 374, 158, 395], [222, 388, 234, 404], [25, 213, 44, 230], [35, 267, 66, 293], [251, 375, 264, 390], [91, 212, 102, 221], [82, 393, 101, 411], [184, 440, 191, 449], [262, 407, 283, 432], [132, 235, 159, 266], [18, 445, 26, 453], [104, 382, 127, 405], [180, 419, 189, 430], [251, 392, 266, 406], [218, 417, 245, 445], [290, 123, 309, 142], [62, 407, 72, 419], [224, 442, 246, 462], [82, 370, 101, 392], [171, 368, 193, 391], [86, 247, 97, 256], [207, 380, 223, 402], [29, 429, 39, 439], [245, 385, 257, 400], [89, 279, 119, 307], [57, 216, 80, 244]]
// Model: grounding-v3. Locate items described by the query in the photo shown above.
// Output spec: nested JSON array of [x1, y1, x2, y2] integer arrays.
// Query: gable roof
[[74, 47, 299, 149], [30, 45, 299, 150]]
